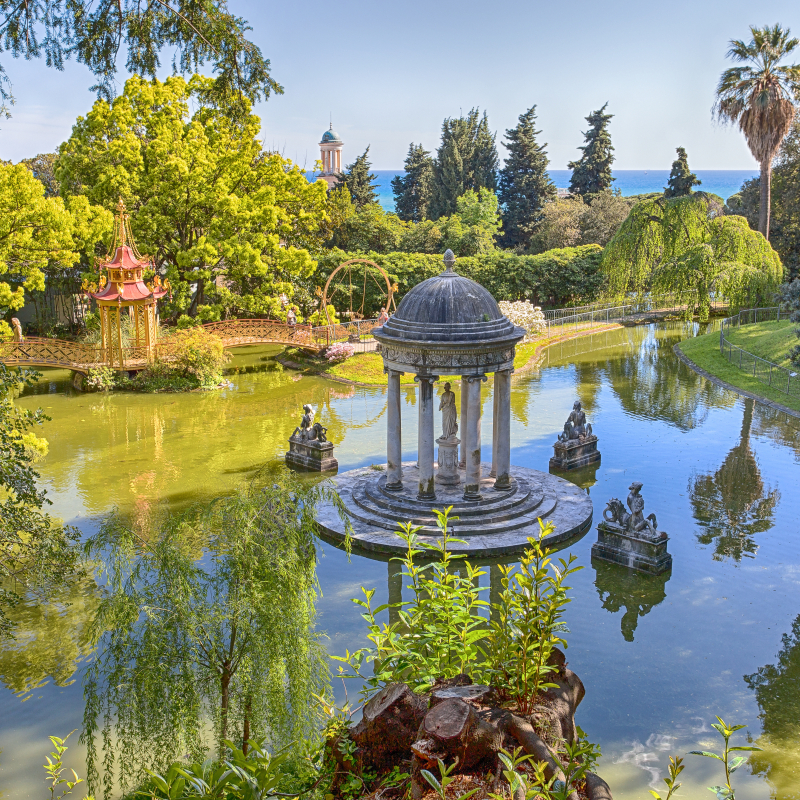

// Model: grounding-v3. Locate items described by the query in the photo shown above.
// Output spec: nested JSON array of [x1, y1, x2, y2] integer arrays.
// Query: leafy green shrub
[[84, 366, 117, 391]]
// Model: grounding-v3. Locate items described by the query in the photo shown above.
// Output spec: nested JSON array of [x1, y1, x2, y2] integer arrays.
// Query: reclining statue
[[558, 400, 593, 442]]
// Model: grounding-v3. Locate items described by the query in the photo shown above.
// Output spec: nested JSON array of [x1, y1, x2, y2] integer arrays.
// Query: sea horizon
[[308, 169, 758, 213]]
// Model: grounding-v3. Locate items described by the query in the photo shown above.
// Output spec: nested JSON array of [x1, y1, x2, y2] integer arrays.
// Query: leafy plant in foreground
[[43, 730, 89, 800], [689, 716, 762, 800], [421, 758, 479, 800], [648, 755, 684, 800]]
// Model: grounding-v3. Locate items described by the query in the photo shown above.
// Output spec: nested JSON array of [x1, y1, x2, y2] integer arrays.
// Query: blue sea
[[353, 169, 757, 213]]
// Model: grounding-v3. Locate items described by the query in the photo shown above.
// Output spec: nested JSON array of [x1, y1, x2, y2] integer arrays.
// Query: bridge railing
[[0, 337, 106, 369], [311, 318, 382, 347], [199, 318, 315, 348]]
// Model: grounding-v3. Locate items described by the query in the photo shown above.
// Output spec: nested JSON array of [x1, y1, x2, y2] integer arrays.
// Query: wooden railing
[[0, 318, 321, 373]]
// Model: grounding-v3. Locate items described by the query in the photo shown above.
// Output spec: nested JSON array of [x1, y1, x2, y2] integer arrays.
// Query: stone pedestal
[[436, 436, 461, 485], [549, 435, 601, 472], [591, 522, 672, 575], [285, 435, 338, 472]]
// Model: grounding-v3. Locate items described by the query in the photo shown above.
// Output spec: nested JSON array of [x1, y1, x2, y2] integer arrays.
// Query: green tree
[[568, 103, 615, 195], [0, 0, 280, 114], [430, 109, 498, 219], [714, 24, 800, 239], [0, 365, 82, 640], [664, 147, 701, 198], [726, 116, 800, 280], [336, 146, 379, 210], [19, 153, 59, 198], [603, 193, 784, 319], [0, 162, 110, 337], [328, 188, 407, 253], [56, 74, 328, 321], [392, 143, 434, 222], [498, 105, 557, 250], [83, 473, 337, 799]]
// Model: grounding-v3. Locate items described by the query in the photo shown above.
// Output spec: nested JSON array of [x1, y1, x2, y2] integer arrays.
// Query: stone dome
[[375, 250, 524, 347], [321, 127, 342, 143]]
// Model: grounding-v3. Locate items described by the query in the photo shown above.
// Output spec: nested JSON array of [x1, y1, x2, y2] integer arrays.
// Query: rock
[[429, 684, 495, 708]]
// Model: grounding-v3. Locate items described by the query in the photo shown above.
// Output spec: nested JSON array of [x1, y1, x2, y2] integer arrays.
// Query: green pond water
[[2, 321, 800, 799]]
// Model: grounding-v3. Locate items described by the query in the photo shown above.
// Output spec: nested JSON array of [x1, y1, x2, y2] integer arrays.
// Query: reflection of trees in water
[[0, 575, 99, 698], [751, 404, 800, 464], [592, 560, 669, 642], [603, 326, 733, 430], [690, 400, 779, 561], [744, 615, 800, 799]]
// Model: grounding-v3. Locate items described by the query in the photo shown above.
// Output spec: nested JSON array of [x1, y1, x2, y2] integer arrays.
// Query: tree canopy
[[664, 147, 701, 198], [430, 109, 498, 219], [568, 103, 615, 195], [56, 74, 328, 321], [498, 105, 556, 250], [392, 143, 434, 222], [602, 192, 784, 318], [0, 0, 279, 113], [714, 24, 800, 238]]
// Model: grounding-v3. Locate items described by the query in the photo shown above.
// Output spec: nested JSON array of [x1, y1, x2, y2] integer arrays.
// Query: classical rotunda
[[318, 124, 343, 189], [316, 250, 593, 556]]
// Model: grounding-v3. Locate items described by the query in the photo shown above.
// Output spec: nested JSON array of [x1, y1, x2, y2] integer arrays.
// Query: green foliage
[[649, 755, 685, 800], [689, 716, 762, 800], [335, 147, 379, 210], [392, 143, 435, 222], [568, 104, 615, 196], [0, 365, 82, 639], [779, 278, 800, 364], [486, 520, 580, 714], [422, 758, 479, 800], [333, 510, 581, 717], [532, 193, 634, 253], [498, 106, 557, 250], [0, 0, 280, 113], [664, 147, 701, 198], [82, 472, 341, 798], [326, 190, 407, 253], [84, 366, 117, 392], [430, 109, 499, 219], [0, 162, 111, 314], [315, 244, 603, 309], [42, 730, 90, 800], [727, 117, 800, 279], [19, 152, 59, 198], [56, 74, 327, 322], [603, 193, 784, 319], [166, 326, 230, 386]]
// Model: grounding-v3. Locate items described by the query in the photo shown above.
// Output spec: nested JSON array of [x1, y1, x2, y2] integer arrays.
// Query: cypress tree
[[498, 105, 557, 250], [392, 143, 434, 221], [568, 103, 615, 195], [664, 147, 701, 198], [336, 146, 379, 209], [430, 108, 499, 218]]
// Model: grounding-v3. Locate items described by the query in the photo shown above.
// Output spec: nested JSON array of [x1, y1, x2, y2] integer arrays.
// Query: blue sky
[[1, 0, 798, 170]]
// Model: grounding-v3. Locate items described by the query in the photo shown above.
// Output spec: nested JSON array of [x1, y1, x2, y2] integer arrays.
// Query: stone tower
[[319, 124, 344, 189]]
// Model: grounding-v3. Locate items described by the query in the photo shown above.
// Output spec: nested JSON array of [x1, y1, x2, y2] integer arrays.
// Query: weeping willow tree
[[602, 193, 784, 319], [82, 472, 346, 800]]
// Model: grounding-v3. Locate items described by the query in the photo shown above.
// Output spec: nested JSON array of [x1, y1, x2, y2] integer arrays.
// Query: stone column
[[493, 369, 512, 490], [459, 377, 469, 468], [385, 368, 404, 491], [490, 379, 499, 478], [463, 375, 485, 501], [416, 375, 438, 500]]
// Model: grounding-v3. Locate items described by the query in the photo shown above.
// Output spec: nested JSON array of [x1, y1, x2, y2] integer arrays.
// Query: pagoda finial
[[104, 197, 145, 262]]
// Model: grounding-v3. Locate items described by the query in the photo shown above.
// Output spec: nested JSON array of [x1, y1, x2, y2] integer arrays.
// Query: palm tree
[[714, 24, 800, 239]]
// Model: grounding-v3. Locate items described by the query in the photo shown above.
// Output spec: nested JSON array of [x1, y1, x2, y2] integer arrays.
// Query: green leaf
[[689, 751, 723, 761]]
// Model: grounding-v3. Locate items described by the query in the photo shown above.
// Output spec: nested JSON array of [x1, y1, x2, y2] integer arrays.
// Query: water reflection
[[592, 561, 670, 642], [689, 400, 779, 561], [745, 616, 800, 799], [0, 576, 99, 699]]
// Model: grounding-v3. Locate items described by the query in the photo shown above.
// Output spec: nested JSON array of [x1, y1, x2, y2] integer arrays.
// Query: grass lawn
[[723, 319, 797, 368], [678, 328, 800, 412]]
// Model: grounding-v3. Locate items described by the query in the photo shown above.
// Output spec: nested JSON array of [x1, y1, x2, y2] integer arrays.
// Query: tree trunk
[[220, 665, 231, 759], [759, 159, 771, 240]]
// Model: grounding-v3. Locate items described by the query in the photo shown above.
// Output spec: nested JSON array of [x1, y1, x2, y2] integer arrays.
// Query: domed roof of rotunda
[[321, 126, 342, 143], [374, 250, 525, 347]]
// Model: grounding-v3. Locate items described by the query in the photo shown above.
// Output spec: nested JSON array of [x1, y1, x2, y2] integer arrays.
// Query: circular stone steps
[[316, 461, 594, 557]]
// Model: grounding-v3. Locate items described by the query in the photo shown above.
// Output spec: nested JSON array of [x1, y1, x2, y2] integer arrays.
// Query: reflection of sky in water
[[2, 324, 800, 799]]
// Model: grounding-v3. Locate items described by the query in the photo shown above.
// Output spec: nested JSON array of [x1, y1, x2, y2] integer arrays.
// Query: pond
[[2, 321, 799, 800]]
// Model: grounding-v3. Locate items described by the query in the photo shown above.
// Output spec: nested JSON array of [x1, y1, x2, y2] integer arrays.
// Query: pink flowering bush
[[325, 342, 355, 362]]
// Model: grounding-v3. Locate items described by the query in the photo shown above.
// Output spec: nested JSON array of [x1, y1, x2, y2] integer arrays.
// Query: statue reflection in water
[[690, 399, 779, 562], [592, 560, 670, 642]]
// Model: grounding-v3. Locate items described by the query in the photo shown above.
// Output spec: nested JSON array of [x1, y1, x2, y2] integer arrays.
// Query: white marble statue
[[439, 382, 458, 440]]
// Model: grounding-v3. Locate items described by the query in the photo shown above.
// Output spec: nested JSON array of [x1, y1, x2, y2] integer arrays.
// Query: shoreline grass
[[723, 319, 796, 368], [678, 329, 800, 413]]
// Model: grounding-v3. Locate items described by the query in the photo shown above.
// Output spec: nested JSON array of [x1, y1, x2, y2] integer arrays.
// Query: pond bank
[[675, 331, 800, 417]]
